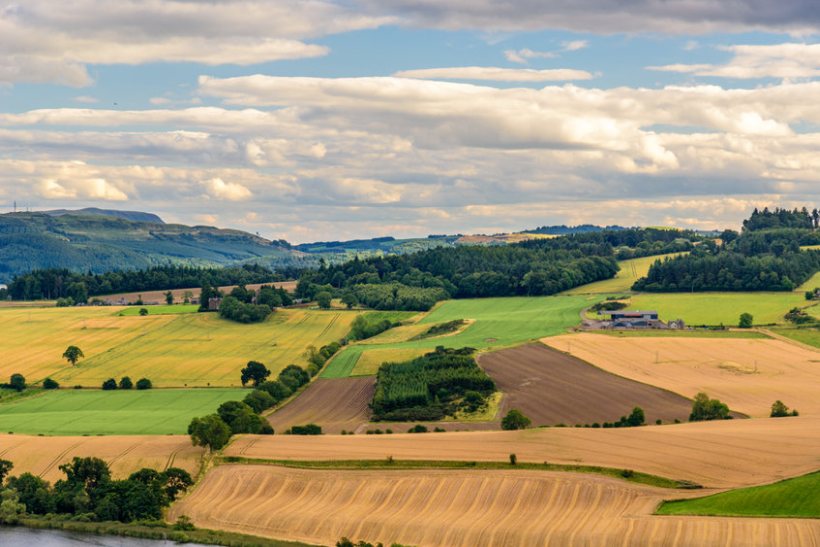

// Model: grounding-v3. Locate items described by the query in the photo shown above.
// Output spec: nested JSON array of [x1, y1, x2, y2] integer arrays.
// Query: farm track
[[267, 377, 375, 434], [227, 415, 820, 489], [479, 343, 693, 426], [544, 333, 820, 417], [169, 465, 820, 547], [0, 434, 204, 482]]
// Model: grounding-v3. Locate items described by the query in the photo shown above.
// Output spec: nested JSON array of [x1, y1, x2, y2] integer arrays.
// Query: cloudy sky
[[2, 1, 820, 242]]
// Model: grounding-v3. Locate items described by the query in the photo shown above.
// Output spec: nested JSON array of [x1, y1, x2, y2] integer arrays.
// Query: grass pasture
[[0, 306, 361, 387], [0, 388, 245, 435], [566, 253, 684, 295], [658, 472, 820, 518], [629, 292, 804, 326], [322, 295, 591, 378], [116, 304, 199, 316]]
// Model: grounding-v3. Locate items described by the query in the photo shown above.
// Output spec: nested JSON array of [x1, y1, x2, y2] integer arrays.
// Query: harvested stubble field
[[267, 377, 375, 434], [565, 253, 685, 295], [0, 306, 360, 387], [479, 344, 692, 426], [0, 388, 244, 435], [227, 415, 820, 489], [322, 295, 592, 378], [169, 464, 820, 547], [97, 281, 297, 305], [0, 434, 203, 483], [544, 333, 820, 417]]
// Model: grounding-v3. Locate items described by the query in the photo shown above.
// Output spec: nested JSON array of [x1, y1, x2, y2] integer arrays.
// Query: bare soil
[[267, 377, 375, 434]]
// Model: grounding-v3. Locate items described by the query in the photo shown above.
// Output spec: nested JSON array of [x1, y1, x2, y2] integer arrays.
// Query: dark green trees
[[9, 374, 25, 392], [689, 392, 731, 421], [62, 345, 84, 366], [738, 313, 754, 328], [240, 361, 271, 387], [188, 415, 232, 452], [501, 409, 532, 430]]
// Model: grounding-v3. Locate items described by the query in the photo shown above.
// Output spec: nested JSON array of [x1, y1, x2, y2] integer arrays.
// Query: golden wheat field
[[169, 465, 820, 547], [228, 415, 820, 488], [0, 306, 361, 386], [542, 334, 820, 417], [0, 434, 203, 483]]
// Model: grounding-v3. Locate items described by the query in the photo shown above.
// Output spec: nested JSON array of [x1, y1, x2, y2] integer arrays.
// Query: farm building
[[604, 310, 663, 329]]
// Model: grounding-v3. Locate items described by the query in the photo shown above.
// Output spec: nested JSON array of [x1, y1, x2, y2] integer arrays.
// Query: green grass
[[598, 329, 768, 339], [565, 253, 685, 295], [322, 295, 592, 378], [770, 326, 820, 348], [218, 457, 695, 490], [116, 304, 199, 316], [797, 270, 820, 292], [0, 388, 245, 435], [657, 471, 820, 518], [629, 292, 805, 326]]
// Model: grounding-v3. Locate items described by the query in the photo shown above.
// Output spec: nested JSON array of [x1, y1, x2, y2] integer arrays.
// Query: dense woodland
[[371, 348, 496, 421], [5, 264, 290, 301], [635, 209, 820, 292]]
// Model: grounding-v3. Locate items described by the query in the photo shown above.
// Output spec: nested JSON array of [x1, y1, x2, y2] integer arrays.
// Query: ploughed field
[[227, 415, 820, 489], [0, 433, 203, 482], [266, 377, 375, 434], [322, 295, 593, 378], [0, 388, 244, 435], [544, 333, 820, 417], [169, 464, 820, 547], [479, 343, 692, 426], [0, 306, 361, 387]]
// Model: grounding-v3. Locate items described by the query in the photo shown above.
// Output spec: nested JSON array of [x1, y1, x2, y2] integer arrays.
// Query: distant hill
[[522, 224, 627, 235], [42, 208, 165, 224], [295, 235, 458, 255], [0, 211, 305, 281]]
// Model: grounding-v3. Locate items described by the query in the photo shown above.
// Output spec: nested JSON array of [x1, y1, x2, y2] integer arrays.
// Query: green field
[[657, 471, 820, 518], [629, 292, 804, 326], [565, 253, 684, 295], [0, 388, 245, 435], [598, 329, 768, 339], [322, 295, 592, 378], [117, 304, 199, 316], [0, 306, 362, 387], [771, 327, 820, 348]]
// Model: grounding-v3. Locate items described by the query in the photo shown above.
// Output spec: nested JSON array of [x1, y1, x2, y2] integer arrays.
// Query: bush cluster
[[101, 377, 151, 390]]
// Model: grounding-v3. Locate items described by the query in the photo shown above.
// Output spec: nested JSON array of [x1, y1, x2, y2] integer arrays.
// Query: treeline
[[0, 457, 192, 524], [371, 347, 496, 422], [742, 207, 818, 231], [635, 226, 820, 292], [7, 264, 294, 301]]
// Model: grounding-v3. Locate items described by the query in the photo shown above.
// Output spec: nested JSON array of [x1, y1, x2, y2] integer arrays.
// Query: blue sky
[[1, 1, 820, 242]]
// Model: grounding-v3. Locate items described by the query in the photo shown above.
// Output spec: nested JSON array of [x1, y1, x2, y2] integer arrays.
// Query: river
[[0, 527, 206, 546]]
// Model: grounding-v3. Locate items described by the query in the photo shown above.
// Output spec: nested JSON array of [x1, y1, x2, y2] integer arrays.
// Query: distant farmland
[[0, 306, 362, 387], [0, 388, 245, 435], [565, 253, 685, 295]]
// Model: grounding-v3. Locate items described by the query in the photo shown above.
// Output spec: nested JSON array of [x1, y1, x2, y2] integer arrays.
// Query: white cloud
[[504, 48, 556, 64], [205, 177, 252, 201], [561, 40, 588, 52], [648, 43, 820, 80], [394, 66, 593, 82]]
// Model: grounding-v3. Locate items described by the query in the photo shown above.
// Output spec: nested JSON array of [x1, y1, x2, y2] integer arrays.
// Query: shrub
[[218, 295, 272, 323], [407, 424, 428, 433], [135, 378, 152, 390], [138, 308, 149, 316], [101, 378, 117, 390], [118, 376, 133, 390], [509, 453, 517, 466], [244, 390, 276, 413], [43, 378, 59, 390], [738, 312, 754, 328], [501, 409, 531, 430], [9, 374, 26, 392], [288, 424, 322, 435], [770, 400, 799, 418]]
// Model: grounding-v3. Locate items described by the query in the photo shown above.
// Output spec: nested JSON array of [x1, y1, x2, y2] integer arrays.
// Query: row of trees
[[0, 457, 192, 524], [742, 207, 819, 231], [7, 264, 286, 302], [101, 377, 152, 390]]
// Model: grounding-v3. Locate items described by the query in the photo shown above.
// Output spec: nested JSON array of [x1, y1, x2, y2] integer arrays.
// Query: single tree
[[139, 307, 149, 316], [188, 415, 232, 452], [240, 361, 271, 387], [43, 378, 59, 390], [315, 291, 332, 309], [164, 291, 174, 305], [119, 376, 133, 390], [136, 378, 152, 390], [102, 378, 117, 390], [770, 400, 796, 418], [501, 409, 532, 430], [62, 345, 85, 366], [626, 406, 645, 427], [9, 374, 25, 392], [0, 459, 13, 486], [738, 312, 754, 329], [341, 292, 359, 310]]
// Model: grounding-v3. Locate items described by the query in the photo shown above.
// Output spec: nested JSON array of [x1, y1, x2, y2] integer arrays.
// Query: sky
[[2, 1, 820, 243]]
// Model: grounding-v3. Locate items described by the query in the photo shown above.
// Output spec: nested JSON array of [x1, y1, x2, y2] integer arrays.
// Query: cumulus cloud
[[649, 43, 820, 80], [393, 66, 593, 82], [205, 178, 252, 201], [0, 0, 387, 85], [360, 0, 820, 34]]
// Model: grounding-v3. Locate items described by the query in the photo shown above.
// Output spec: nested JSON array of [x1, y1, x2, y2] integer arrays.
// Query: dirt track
[[544, 334, 820, 417], [228, 415, 820, 488], [0, 434, 203, 482], [169, 464, 820, 547], [480, 343, 692, 425], [267, 377, 375, 434]]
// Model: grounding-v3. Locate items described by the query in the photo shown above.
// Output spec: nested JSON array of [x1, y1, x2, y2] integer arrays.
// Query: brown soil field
[[97, 281, 296, 305], [266, 377, 375, 434], [227, 415, 820, 488], [0, 434, 203, 483], [479, 343, 692, 425], [169, 465, 820, 547], [543, 334, 820, 417]]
